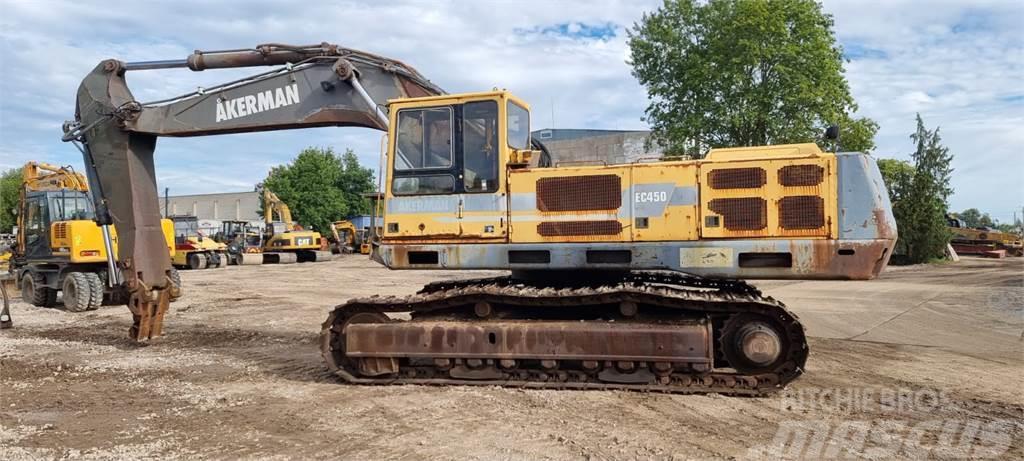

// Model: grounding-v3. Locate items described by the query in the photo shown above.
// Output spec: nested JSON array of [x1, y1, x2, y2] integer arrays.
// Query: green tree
[[995, 219, 1021, 234], [898, 114, 953, 263], [628, 0, 878, 158], [260, 147, 375, 233], [953, 208, 994, 228], [0, 168, 20, 233], [336, 149, 375, 216], [877, 159, 914, 205]]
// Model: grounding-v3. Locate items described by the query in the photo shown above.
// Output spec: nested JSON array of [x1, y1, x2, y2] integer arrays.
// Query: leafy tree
[[260, 147, 375, 233], [877, 159, 914, 205], [995, 219, 1022, 234], [628, 0, 878, 158], [897, 114, 953, 263], [953, 208, 995, 228], [0, 168, 20, 233], [336, 149, 375, 216]]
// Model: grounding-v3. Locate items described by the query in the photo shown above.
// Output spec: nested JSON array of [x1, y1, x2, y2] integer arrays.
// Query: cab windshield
[[48, 192, 95, 221], [173, 218, 200, 244]]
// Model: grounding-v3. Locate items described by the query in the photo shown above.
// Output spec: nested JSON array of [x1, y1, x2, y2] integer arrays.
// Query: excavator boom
[[64, 42, 442, 339]]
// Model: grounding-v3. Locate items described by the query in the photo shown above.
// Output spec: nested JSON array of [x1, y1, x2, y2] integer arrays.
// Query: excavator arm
[[262, 189, 294, 226], [22, 162, 89, 192], [62, 42, 443, 339]]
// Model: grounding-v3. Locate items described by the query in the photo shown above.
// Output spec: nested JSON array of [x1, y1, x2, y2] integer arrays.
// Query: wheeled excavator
[[10, 162, 181, 312], [63, 42, 896, 394]]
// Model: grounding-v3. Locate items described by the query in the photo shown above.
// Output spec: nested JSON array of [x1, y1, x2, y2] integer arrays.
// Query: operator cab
[[383, 91, 533, 242], [170, 215, 204, 245], [20, 190, 95, 259]]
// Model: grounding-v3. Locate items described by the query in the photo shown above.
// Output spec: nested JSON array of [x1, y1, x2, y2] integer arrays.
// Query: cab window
[[462, 100, 498, 193], [392, 106, 456, 196], [395, 107, 452, 170], [507, 101, 530, 150], [49, 194, 94, 221], [25, 200, 45, 245], [392, 176, 455, 196]]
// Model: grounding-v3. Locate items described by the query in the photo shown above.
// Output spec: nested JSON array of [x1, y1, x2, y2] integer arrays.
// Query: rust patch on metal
[[873, 208, 897, 240], [708, 198, 766, 231], [345, 321, 712, 362], [779, 196, 825, 230], [708, 167, 766, 189], [536, 175, 621, 212], [537, 221, 622, 236], [778, 165, 824, 187]]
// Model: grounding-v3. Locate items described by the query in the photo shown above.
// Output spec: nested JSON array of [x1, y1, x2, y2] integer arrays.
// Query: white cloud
[[0, 0, 1020, 221]]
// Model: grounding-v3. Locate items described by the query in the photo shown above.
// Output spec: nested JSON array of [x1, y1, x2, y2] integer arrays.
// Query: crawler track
[[321, 272, 807, 395]]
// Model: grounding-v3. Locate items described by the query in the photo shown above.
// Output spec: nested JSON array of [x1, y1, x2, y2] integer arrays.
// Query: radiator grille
[[708, 168, 766, 189], [779, 196, 825, 229], [779, 165, 824, 187], [53, 222, 67, 240], [708, 198, 767, 231], [536, 175, 621, 212], [537, 220, 622, 236]]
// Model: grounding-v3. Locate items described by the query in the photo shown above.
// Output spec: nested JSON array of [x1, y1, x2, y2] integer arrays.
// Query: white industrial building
[[160, 191, 261, 222]]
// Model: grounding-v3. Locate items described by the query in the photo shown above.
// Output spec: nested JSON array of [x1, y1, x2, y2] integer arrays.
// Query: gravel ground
[[1, 255, 1021, 460]]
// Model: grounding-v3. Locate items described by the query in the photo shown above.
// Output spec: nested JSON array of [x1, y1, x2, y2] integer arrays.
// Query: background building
[[161, 191, 261, 222], [531, 128, 662, 165]]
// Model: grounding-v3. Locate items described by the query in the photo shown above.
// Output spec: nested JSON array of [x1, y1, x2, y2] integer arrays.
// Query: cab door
[[455, 99, 506, 239], [22, 193, 51, 260], [383, 100, 507, 240]]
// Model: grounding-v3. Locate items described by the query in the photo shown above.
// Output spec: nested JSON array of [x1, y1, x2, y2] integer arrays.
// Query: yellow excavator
[[9, 162, 180, 311], [261, 189, 333, 264], [330, 220, 370, 255], [63, 42, 896, 394]]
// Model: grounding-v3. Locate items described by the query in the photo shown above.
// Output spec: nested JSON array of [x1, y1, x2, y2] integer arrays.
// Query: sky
[[1, 0, 1022, 223]]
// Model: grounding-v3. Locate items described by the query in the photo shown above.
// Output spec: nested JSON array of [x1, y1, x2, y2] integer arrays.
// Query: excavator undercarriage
[[322, 272, 806, 394]]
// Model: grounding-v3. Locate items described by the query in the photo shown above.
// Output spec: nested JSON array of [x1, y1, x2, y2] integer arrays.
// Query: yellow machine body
[[376, 91, 895, 280], [50, 219, 175, 264]]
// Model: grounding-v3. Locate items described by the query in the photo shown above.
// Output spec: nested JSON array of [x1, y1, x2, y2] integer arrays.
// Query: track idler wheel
[[321, 308, 397, 379], [720, 314, 789, 374]]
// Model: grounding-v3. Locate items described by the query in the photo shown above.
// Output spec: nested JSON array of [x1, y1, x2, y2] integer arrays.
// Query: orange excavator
[[63, 42, 896, 394]]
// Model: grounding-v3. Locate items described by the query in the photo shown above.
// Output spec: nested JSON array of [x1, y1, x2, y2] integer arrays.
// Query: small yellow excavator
[[261, 189, 333, 263], [9, 162, 180, 311], [330, 220, 370, 255]]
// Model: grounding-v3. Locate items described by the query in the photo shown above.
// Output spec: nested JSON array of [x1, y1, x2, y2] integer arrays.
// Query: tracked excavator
[[64, 42, 896, 394], [260, 189, 333, 263]]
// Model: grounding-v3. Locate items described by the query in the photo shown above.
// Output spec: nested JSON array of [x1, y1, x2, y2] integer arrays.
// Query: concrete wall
[[161, 191, 260, 222]]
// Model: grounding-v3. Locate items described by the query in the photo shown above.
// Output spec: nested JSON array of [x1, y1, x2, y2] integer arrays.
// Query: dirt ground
[[1, 256, 1021, 460]]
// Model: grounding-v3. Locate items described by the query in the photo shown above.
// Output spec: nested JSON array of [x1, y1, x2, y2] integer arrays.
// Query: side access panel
[[699, 156, 837, 239], [629, 163, 699, 241], [508, 166, 631, 244]]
